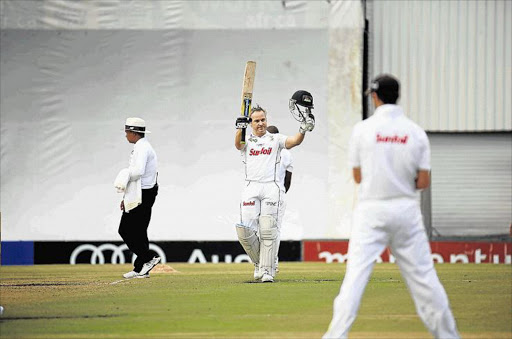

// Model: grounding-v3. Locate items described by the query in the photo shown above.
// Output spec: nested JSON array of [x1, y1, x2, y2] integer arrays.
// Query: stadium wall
[[0, 1, 363, 242]]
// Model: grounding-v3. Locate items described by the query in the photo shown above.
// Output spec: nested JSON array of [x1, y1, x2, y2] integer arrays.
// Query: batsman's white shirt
[[129, 138, 158, 189], [241, 132, 287, 182], [348, 104, 430, 201]]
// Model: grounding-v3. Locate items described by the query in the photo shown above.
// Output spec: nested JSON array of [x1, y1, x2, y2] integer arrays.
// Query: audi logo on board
[[29, 241, 300, 265], [69, 243, 167, 265]]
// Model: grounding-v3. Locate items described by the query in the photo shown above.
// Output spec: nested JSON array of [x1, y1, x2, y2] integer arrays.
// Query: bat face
[[240, 61, 256, 143], [241, 61, 256, 104]]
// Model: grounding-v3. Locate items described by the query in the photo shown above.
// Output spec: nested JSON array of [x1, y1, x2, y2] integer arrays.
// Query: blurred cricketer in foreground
[[323, 75, 460, 339]]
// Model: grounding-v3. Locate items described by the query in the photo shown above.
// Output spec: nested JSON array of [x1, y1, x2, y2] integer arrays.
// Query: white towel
[[114, 168, 141, 213], [114, 169, 130, 193]]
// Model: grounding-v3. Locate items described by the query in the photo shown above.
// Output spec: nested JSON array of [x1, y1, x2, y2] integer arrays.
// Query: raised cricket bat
[[240, 61, 256, 143]]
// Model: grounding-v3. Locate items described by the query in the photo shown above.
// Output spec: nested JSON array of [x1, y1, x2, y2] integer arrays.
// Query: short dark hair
[[267, 125, 279, 134], [377, 91, 399, 104], [366, 74, 400, 104], [250, 104, 266, 117]]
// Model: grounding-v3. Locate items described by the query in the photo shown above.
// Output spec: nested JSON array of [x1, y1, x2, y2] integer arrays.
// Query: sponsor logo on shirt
[[249, 147, 272, 156], [376, 134, 408, 144], [243, 201, 255, 206]]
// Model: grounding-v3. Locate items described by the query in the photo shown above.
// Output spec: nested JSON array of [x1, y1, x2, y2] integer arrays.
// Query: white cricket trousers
[[323, 198, 460, 339], [240, 181, 283, 232]]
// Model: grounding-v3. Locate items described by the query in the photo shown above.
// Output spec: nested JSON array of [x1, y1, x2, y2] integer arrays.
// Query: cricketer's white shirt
[[348, 104, 430, 201], [241, 132, 287, 182], [129, 138, 158, 189], [277, 148, 293, 192]]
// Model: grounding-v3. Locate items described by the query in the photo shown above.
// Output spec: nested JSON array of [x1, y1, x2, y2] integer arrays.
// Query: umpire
[[119, 117, 160, 279]]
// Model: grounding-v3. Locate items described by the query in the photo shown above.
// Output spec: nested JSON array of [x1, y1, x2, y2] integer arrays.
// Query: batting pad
[[259, 215, 278, 276], [235, 224, 260, 264]]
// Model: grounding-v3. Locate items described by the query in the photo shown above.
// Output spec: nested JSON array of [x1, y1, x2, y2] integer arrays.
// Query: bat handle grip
[[241, 127, 246, 143]]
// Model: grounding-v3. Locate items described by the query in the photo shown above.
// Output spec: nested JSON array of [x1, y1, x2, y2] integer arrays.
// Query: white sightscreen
[[0, 1, 364, 241]]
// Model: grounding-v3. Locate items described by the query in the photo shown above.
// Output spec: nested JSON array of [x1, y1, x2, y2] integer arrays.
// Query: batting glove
[[236, 116, 251, 129], [299, 113, 315, 134]]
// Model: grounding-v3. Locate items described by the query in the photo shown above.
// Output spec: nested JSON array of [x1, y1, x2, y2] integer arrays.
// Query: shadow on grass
[[244, 279, 338, 284]]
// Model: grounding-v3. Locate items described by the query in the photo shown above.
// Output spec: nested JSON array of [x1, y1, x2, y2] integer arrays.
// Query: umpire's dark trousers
[[118, 184, 158, 272]]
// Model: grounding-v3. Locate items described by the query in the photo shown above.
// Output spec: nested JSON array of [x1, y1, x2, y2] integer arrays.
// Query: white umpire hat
[[125, 117, 151, 134]]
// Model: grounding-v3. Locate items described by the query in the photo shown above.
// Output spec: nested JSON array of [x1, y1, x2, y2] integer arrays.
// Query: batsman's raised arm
[[285, 131, 305, 149], [235, 116, 251, 150], [235, 129, 243, 150], [286, 90, 316, 149]]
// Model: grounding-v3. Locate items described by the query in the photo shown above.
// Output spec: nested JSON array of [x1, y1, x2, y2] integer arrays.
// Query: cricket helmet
[[290, 90, 314, 108]]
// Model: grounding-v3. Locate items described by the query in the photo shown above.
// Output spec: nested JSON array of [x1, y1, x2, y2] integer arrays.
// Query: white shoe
[[261, 272, 274, 283], [254, 264, 263, 280], [123, 271, 139, 279], [136, 273, 150, 279], [139, 256, 161, 275]]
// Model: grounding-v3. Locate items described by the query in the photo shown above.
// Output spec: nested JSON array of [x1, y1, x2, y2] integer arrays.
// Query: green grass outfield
[[0, 262, 510, 338]]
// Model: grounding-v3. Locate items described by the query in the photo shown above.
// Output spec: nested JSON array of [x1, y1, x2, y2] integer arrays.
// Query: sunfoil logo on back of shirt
[[249, 147, 272, 156], [376, 134, 408, 144]]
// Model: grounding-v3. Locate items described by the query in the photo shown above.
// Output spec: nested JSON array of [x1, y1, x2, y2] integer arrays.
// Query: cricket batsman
[[234, 91, 315, 282]]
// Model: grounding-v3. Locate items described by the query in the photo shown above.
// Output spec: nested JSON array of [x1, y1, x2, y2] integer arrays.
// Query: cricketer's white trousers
[[323, 198, 460, 339], [239, 181, 284, 275], [240, 181, 284, 232]]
